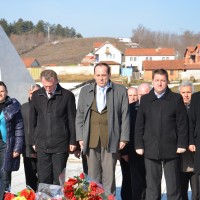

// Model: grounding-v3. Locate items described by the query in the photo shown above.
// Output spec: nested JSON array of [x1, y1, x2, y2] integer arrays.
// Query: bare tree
[[131, 25, 200, 58]]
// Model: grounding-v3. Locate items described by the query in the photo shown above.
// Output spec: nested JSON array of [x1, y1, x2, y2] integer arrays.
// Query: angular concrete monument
[[0, 25, 35, 104]]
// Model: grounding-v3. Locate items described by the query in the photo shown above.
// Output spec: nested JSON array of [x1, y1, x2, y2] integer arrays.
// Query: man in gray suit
[[76, 63, 130, 195]]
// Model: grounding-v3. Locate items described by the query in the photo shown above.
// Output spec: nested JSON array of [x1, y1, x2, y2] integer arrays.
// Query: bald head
[[138, 83, 151, 102], [127, 87, 138, 104]]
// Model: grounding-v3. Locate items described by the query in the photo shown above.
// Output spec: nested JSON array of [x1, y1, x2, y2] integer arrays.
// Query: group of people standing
[[0, 63, 200, 200]]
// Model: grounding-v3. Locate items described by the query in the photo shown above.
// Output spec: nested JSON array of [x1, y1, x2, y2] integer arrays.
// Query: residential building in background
[[125, 48, 176, 73], [21, 57, 42, 80]]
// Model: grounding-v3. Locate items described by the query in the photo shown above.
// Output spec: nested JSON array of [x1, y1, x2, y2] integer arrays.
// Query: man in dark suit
[[179, 81, 199, 200], [135, 69, 188, 200]]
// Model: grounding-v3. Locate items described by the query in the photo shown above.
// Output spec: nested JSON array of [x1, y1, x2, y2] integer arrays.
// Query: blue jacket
[[2, 97, 24, 171]]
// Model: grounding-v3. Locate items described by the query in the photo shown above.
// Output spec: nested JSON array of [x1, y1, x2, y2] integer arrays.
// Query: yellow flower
[[13, 197, 27, 200]]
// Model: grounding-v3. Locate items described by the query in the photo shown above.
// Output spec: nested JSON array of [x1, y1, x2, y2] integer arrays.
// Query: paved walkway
[[11, 155, 122, 199], [11, 155, 191, 200]]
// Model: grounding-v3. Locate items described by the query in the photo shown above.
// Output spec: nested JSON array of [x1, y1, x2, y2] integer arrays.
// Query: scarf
[[0, 111, 7, 143]]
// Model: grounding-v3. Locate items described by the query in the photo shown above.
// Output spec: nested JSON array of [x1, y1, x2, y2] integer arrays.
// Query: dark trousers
[[37, 152, 68, 185], [145, 158, 181, 200], [0, 141, 11, 200], [120, 158, 132, 200], [23, 157, 38, 191], [82, 154, 88, 175], [129, 151, 146, 200], [180, 172, 199, 200]]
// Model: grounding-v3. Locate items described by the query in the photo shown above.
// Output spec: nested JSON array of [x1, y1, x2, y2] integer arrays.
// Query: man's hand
[[69, 145, 76, 152], [189, 145, 196, 152], [119, 142, 126, 150], [79, 140, 84, 150], [13, 152, 19, 158], [176, 148, 186, 154], [136, 149, 144, 155]]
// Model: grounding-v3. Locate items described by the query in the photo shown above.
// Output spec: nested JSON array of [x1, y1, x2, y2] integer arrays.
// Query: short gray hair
[[40, 70, 58, 81], [178, 81, 194, 93]]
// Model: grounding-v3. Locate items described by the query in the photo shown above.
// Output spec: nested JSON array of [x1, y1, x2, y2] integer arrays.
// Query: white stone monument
[[0, 25, 35, 104]]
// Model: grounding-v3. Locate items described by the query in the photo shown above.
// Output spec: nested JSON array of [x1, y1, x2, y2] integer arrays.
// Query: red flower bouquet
[[63, 173, 115, 200], [4, 188, 36, 200]]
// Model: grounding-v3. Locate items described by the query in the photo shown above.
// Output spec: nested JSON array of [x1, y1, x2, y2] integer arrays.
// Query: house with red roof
[[80, 53, 95, 66], [142, 44, 200, 81], [21, 57, 40, 68], [21, 57, 41, 80], [181, 44, 200, 80], [143, 60, 185, 81], [125, 48, 176, 73]]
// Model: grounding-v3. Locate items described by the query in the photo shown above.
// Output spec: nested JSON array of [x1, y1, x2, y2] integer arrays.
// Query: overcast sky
[[1, 0, 199, 38]]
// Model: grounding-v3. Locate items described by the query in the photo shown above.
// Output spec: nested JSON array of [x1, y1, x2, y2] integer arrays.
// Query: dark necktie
[[48, 92, 53, 99]]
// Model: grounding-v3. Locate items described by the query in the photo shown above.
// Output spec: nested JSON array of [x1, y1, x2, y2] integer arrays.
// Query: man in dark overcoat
[[21, 84, 40, 191], [135, 69, 188, 200], [179, 81, 199, 200], [189, 82, 200, 198], [128, 83, 151, 200], [30, 70, 76, 185]]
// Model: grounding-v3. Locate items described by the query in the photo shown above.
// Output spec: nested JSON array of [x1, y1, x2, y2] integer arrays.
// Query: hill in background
[[18, 37, 128, 66]]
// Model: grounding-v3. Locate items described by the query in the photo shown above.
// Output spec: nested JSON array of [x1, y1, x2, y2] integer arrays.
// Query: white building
[[93, 41, 123, 75], [125, 48, 176, 73], [94, 41, 123, 65]]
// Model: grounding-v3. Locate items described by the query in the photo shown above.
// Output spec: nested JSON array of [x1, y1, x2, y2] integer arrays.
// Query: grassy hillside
[[19, 37, 128, 66]]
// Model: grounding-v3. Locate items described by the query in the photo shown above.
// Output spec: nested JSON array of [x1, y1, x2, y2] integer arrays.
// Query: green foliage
[[0, 18, 82, 38], [0, 18, 10, 35]]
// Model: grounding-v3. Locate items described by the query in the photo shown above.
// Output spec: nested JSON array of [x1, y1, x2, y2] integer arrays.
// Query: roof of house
[[93, 42, 103, 49], [194, 44, 200, 50], [125, 48, 176, 56], [94, 41, 123, 54], [81, 53, 95, 65], [185, 63, 200, 69], [22, 57, 40, 68], [184, 46, 195, 57], [143, 60, 185, 70]]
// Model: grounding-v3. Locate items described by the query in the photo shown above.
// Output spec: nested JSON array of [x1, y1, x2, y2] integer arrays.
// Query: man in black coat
[[120, 87, 138, 200], [30, 70, 76, 185], [128, 83, 151, 200], [179, 81, 199, 200], [189, 82, 200, 198], [135, 69, 188, 200], [21, 84, 40, 191]]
